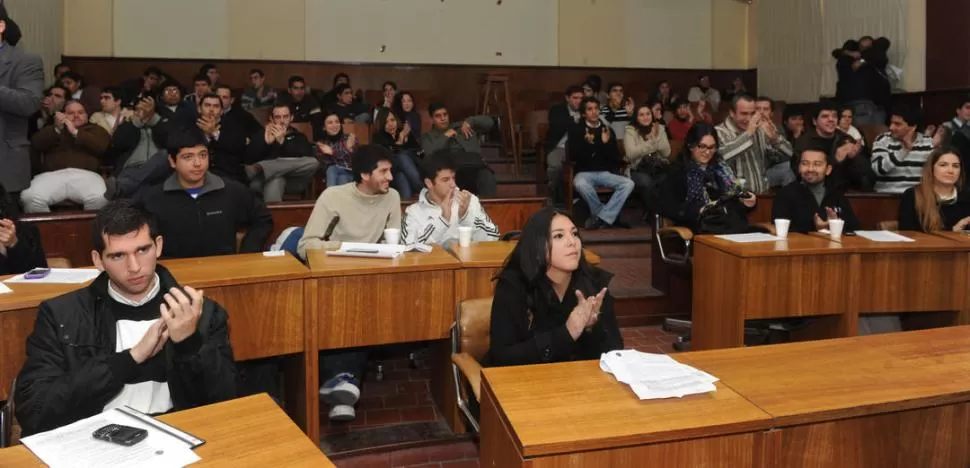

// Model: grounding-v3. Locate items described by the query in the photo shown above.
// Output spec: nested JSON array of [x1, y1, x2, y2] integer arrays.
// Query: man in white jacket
[[402, 155, 500, 245]]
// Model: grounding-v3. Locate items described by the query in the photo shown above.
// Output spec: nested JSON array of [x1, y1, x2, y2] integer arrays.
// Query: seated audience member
[[276, 75, 323, 129], [650, 100, 673, 139], [795, 101, 874, 192], [599, 82, 634, 139], [582, 75, 609, 104], [372, 108, 421, 198], [898, 147, 970, 232], [667, 99, 695, 141], [372, 81, 397, 121], [722, 76, 748, 104], [837, 105, 866, 149], [784, 108, 806, 142], [568, 97, 634, 230], [90, 87, 132, 135], [121, 66, 163, 108], [939, 96, 970, 152], [654, 80, 678, 112], [138, 129, 272, 258], [484, 207, 622, 367], [107, 96, 172, 193], [0, 183, 47, 275], [327, 83, 370, 124], [392, 91, 422, 142], [687, 74, 721, 112], [544, 86, 584, 204], [59, 71, 101, 114], [716, 95, 795, 193], [52, 62, 71, 83], [193, 92, 248, 183], [402, 155, 500, 245], [755, 97, 796, 178], [241, 68, 277, 110], [215, 84, 262, 137], [23, 100, 110, 212], [200, 63, 221, 87], [659, 123, 758, 234], [29, 85, 67, 139], [422, 103, 497, 196], [624, 103, 671, 217], [156, 83, 190, 121], [297, 145, 400, 421], [183, 74, 212, 109], [245, 103, 320, 203], [14, 199, 237, 437], [871, 105, 936, 194], [772, 143, 860, 233], [316, 111, 358, 187], [320, 72, 352, 108]]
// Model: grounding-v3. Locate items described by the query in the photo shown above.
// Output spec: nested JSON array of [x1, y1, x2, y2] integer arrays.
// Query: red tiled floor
[[337, 441, 479, 468], [400, 406, 437, 423], [441, 461, 479, 468], [364, 409, 403, 426]]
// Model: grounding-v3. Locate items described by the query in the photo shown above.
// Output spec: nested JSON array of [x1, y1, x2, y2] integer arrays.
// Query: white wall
[[5, 0, 63, 83]]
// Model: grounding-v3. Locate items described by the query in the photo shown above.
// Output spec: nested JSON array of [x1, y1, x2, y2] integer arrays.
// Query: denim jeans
[[572, 171, 634, 224], [393, 151, 422, 199], [326, 165, 354, 187]]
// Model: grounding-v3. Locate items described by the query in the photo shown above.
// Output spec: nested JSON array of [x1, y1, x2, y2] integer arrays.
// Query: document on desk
[[20, 408, 200, 468], [4, 268, 101, 284], [714, 233, 784, 243], [0, 282, 11, 294], [854, 230, 915, 242], [326, 242, 432, 259], [600, 350, 718, 400]]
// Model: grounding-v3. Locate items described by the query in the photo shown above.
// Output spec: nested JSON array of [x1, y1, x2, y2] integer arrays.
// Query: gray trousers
[[546, 147, 566, 201], [250, 157, 319, 202]]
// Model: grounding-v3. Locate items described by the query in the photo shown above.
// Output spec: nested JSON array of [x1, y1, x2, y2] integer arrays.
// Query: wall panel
[[113, 0, 229, 59], [228, 0, 305, 61], [62, 0, 112, 58], [5, 0, 63, 83]]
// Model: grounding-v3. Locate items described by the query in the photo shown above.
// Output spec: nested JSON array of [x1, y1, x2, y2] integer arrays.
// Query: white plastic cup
[[384, 228, 401, 245], [458, 227, 473, 247], [829, 219, 845, 241], [774, 219, 791, 239]]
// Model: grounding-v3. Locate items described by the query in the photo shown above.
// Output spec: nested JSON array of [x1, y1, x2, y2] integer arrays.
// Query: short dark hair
[[333, 72, 350, 87], [957, 95, 970, 110], [288, 75, 305, 88], [101, 86, 122, 101], [352, 145, 394, 184], [420, 154, 457, 183], [271, 103, 293, 116], [673, 98, 690, 110], [46, 84, 69, 97], [382, 81, 397, 91], [607, 82, 623, 92], [333, 83, 352, 96], [730, 94, 755, 111], [92, 200, 160, 255], [812, 100, 839, 120], [199, 92, 222, 108], [165, 128, 208, 159], [200, 63, 218, 74], [53, 62, 69, 75], [580, 96, 600, 110], [193, 74, 211, 86], [697, 74, 710, 80], [215, 84, 233, 95], [428, 102, 447, 116], [797, 139, 835, 167], [755, 96, 775, 111], [891, 104, 921, 127], [60, 71, 82, 84], [144, 66, 163, 77], [565, 85, 584, 97], [250, 68, 264, 77]]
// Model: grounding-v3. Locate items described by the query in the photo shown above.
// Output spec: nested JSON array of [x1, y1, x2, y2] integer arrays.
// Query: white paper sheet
[[713, 233, 784, 243], [326, 242, 431, 259], [0, 282, 11, 294], [600, 350, 718, 400], [854, 230, 915, 242], [5, 268, 101, 284], [20, 409, 200, 468]]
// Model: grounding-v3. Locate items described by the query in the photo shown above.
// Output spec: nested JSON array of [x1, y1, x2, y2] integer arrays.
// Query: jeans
[[251, 157, 319, 202], [766, 161, 796, 188], [320, 349, 368, 385], [572, 171, 634, 224], [21, 168, 108, 213], [326, 165, 354, 188], [393, 151, 422, 199], [848, 100, 886, 127]]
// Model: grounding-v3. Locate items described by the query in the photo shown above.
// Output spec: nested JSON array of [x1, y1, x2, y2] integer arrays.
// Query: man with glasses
[[245, 103, 319, 202], [771, 142, 859, 233]]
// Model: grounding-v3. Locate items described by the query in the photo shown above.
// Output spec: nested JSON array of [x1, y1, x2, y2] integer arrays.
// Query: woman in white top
[[838, 105, 866, 147], [624, 103, 671, 218]]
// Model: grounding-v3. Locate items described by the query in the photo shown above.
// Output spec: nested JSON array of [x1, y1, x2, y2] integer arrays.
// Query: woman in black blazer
[[0, 183, 47, 275], [898, 147, 970, 232]]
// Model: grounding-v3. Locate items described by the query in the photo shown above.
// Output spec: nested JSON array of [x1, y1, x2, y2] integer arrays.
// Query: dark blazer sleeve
[[245, 130, 270, 164], [658, 164, 700, 229], [486, 277, 576, 367], [167, 301, 238, 408], [898, 187, 920, 231], [771, 186, 800, 229], [0, 221, 47, 275], [284, 132, 313, 159], [237, 186, 274, 253]]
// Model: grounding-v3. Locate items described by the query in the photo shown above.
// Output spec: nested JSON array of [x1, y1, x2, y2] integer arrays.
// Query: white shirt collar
[[108, 273, 161, 307]]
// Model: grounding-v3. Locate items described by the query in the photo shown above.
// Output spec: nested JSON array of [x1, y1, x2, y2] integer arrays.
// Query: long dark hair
[[392, 91, 417, 117], [0, 183, 20, 220], [680, 122, 721, 164], [320, 111, 345, 143]]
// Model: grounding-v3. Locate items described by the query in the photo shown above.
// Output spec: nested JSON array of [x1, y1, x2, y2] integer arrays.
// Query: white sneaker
[[329, 404, 356, 422], [319, 373, 361, 406]]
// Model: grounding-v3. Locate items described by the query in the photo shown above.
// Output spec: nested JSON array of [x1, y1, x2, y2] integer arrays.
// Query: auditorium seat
[[45, 257, 72, 269], [451, 297, 492, 433]]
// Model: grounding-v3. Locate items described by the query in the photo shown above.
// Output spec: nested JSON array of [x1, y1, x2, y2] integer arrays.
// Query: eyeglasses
[[178, 152, 209, 162], [695, 144, 717, 152]]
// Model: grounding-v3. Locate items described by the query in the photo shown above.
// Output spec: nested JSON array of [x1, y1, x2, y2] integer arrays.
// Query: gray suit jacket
[[0, 42, 44, 192]]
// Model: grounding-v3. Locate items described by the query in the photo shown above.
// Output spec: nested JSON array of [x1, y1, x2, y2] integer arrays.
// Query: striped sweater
[[402, 189, 500, 245], [715, 118, 793, 194], [871, 132, 934, 194]]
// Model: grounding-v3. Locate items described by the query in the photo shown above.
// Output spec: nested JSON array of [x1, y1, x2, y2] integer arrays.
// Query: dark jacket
[[771, 182, 860, 233], [0, 220, 47, 275], [484, 265, 623, 367], [14, 265, 238, 436], [246, 126, 314, 164], [137, 173, 273, 258], [794, 131, 875, 192], [108, 114, 171, 171], [544, 102, 576, 153], [274, 93, 322, 125], [371, 129, 420, 153], [567, 121, 621, 174], [658, 160, 751, 233], [223, 107, 262, 139], [898, 187, 970, 232], [205, 117, 249, 183]]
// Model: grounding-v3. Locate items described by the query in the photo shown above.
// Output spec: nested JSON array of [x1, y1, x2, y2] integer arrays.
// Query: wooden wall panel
[[926, 0, 970, 90]]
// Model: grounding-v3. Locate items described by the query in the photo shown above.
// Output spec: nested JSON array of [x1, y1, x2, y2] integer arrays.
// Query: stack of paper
[[325, 242, 432, 259], [714, 233, 784, 243], [600, 350, 718, 400], [854, 230, 915, 242], [5, 268, 100, 284], [0, 282, 11, 295]]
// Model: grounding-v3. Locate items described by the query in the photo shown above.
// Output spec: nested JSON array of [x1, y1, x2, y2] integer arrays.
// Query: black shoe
[[584, 216, 606, 230], [611, 219, 632, 229]]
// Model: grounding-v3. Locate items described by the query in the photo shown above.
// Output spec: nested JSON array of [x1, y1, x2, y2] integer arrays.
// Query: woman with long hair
[[625, 103, 671, 217], [0, 183, 47, 275], [658, 123, 757, 233], [316, 111, 357, 187], [372, 108, 422, 198], [485, 207, 623, 367], [898, 147, 970, 231], [391, 91, 422, 142]]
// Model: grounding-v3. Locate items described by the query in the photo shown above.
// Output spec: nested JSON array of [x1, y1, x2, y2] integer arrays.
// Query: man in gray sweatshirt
[[421, 102, 497, 197]]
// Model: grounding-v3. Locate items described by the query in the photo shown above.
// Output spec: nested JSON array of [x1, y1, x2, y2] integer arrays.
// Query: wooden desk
[[677, 327, 970, 467], [0, 394, 334, 467], [479, 361, 774, 467]]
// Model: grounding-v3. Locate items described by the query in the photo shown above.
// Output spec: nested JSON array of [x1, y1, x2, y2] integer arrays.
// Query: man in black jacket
[[14, 200, 237, 436], [545, 85, 584, 204], [195, 93, 248, 183], [245, 103, 319, 202], [794, 101, 875, 192], [137, 129, 273, 259], [772, 142, 860, 233]]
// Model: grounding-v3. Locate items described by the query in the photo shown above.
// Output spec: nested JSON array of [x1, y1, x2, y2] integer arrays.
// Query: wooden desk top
[[0, 394, 334, 467], [833, 231, 968, 253], [695, 233, 848, 258], [931, 231, 970, 244], [0, 279, 81, 312], [306, 245, 461, 278], [447, 241, 601, 268], [676, 326, 970, 427], [482, 360, 772, 457]]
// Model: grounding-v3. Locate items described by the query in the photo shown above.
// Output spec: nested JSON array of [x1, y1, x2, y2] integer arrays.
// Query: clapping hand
[[460, 121, 474, 139], [566, 288, 608, 339], [0, 219, 17, 249], [160, 287, 204, 343], [601, 126, 610, 143]]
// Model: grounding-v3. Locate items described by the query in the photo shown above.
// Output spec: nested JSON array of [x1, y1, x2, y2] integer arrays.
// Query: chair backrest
[[292, 122, 313, 142], [457, 298, 493, 362], [248, 107, 271, 127], [878, 220, 899, 231], [46, 257, 72, 269], [669, 139, 685, 162], [343, 122, 370, 145]]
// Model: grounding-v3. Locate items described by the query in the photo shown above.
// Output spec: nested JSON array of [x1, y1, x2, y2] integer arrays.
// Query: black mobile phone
[[93, 424, 148, 446]]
